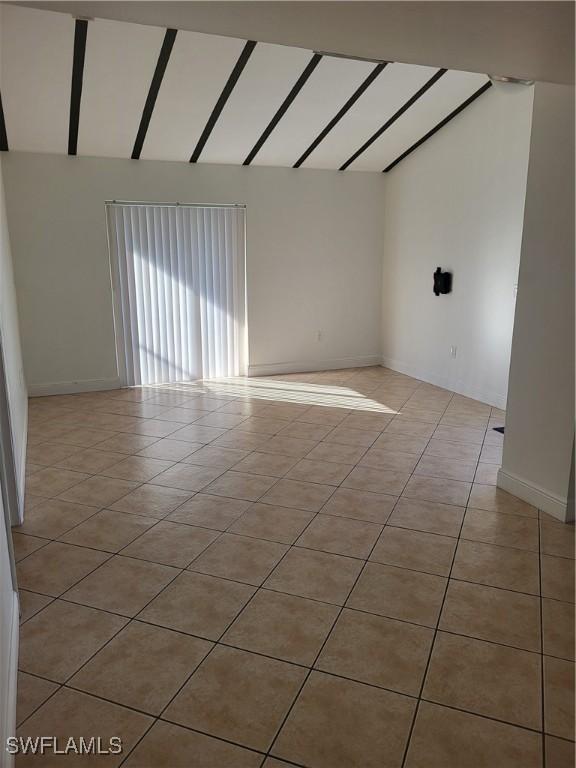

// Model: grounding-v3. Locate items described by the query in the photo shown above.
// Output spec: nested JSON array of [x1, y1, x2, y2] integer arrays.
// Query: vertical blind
[[107, 203, 246, 386]]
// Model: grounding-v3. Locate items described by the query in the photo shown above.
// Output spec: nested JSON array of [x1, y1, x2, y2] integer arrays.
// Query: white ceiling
[[0, 3, 494, 173]]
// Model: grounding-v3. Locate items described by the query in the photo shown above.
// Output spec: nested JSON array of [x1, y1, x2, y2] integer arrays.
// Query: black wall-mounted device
[[433, 268, 452, 296]]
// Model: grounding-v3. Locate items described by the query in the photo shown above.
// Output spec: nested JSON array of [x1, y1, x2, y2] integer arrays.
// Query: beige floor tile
[[440, 580, 541, 651], [433, 425, 485, 444], [305, 441, 368, 465], [359, 447, 419, 473], [388, 498, 464, 537], [232, 451, 298, 477], [16, 541, 109, 596], [16, 687, 152, 768], [342, 465, 410, 495], [55, 448, 127, 474], [385, 418, 435, 439], [279, 420, 333, 440], [26, 442, 78, 467], [258, 434, 319, 458], [261, 478, 334, 512], [51, 426, 117, 447], [123, 520, 219, 566], [19, 599, 127, 681], [166, 493, 251, 530], [139, 570, 255, 639], [272, 671, 415, 768], [127, 419, 190, 438], [58, 475, 139, 507], [474, 462, 499, 485], [462, 508, 539, 551], [540, 520, 575, 559], [169, 424, 227, 443], [19, 590, 53, 623], [347, 562, 446, 627], [26, 467, 89, 498], [12, 532, 49, 561], [286, 458, 353, 485], [415, 455, 476, 482], [480, 444, 503, 464], [16, 672, 59, 726], [468, 484, 538, 518], [182, 444, 250, 469], [424, 632, 542, 729], [64, 555, 179, 616], [424, 438, 481, 462], [542, 555, 575, 603], [60, 509, 157, 552], [544, 656, 575, 740], [324, 426, 380, 448], [404, 701, 542, 768], [297, 513, 382, 558], [94, 433, 158, 454], [213, 428, 271, 451], [122, 720, 263, 768], [316, 608, 433, 695], [264, 547, 363, 605], [102, 455, 174, 482], [70, 620, 212, 714], [137, 437, 201, 461], [228, 502, 314, 544], [370, 526, 456, 576], [16, 498, 100, 539], [194, 412, 250, 429], [150, 463, 225, 492], [189, 532, 287, 586], [374, 432, 429, 455], [297, 405, 349, 426], [223, 589, 338, 665], [320, 487, 396, 524], [340, 412, 394, 431], [402, 476, 471, 506], [542, 598, 575, 660], [110, 483, 192, 518], [545, 735, 575, 768], [203, 470, 278, 501], [452, 540, 540, 594], [239, 416, 291, 435], [164, 646, 306, 751]]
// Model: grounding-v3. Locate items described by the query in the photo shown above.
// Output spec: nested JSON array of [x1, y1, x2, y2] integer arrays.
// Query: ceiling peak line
[[190, 39, 257, 164], [339, 67, 447, 171], [68, 17, 88, 156], [131, 28, 177, 160], [0, 93, 8, 152], [383, 79, 493, 173], [293, 61, 388, 169], [243, 51, 322, 167]]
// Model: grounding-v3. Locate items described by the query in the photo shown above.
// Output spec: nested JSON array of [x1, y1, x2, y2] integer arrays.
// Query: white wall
[[1, 153, 385, 393], [498, 82, 575, 521], [380, 83, 534, 408]]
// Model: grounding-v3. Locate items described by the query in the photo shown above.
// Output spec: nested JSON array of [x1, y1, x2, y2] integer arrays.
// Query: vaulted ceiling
[[0, 4, 493, 172]]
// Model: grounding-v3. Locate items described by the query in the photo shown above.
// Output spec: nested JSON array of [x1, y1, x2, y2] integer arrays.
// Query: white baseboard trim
[[1, 589, 19, 768], [497, 468, 570, 522], [248, 355, 381, 377], [27, 377, 121, 397], [380, 356, 507, 410]]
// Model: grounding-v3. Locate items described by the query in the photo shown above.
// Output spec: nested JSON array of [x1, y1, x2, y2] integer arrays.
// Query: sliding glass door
[[107, 203, 246, 385]]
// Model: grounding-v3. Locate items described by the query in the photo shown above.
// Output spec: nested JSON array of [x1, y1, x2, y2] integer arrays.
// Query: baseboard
[[0, 589, 19, 768], [14, 404, 27, 526], [497, 468, 570, 522], [380, 356, 507, 410], [27, 376, 121, 397], [248, 355, 381, 377]]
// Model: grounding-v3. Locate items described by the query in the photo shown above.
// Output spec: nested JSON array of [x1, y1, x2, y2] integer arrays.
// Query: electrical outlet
[[450, 346, 457, 358]]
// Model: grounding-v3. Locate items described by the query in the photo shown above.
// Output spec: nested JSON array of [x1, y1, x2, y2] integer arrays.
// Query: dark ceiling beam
[[293, 61, 388, 169], [243, 52, 322, 166], [132, 28, 177, 160], [339, 68, 446, 170], [190, 39, 256, 163], [68, 18, 88, 156], [383, 79, 492, 172]]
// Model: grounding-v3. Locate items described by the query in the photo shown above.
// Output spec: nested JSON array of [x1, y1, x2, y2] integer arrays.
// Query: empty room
[[0, 1, 573, 766]]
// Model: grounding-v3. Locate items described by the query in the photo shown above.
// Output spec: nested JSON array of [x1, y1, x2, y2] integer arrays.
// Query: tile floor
[[13, 366, 575, 767]]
